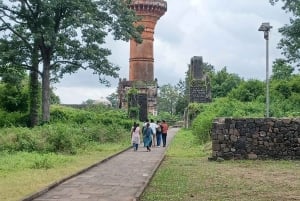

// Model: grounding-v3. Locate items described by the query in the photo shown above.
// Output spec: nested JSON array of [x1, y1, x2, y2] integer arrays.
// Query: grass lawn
[[0, 143, 128, 201], [140, 129, 300, 201]]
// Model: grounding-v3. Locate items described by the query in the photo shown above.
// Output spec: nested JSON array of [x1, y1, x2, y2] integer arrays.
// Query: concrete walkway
[[24, 128, 179, 201]]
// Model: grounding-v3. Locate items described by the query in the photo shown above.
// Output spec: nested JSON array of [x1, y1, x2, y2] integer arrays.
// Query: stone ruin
[[211, 118, 300, 160], [189, 56, 211, 103], [118, 79, 158, 121]]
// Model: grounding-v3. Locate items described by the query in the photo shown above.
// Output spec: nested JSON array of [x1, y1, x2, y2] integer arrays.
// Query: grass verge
[[140, 129, 300, 201], [0, 143, 128, 201]]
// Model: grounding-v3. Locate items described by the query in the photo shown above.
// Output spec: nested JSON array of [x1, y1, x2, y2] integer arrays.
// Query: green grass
[[140, 129, 300, 201], [0, 143, 128, 201]]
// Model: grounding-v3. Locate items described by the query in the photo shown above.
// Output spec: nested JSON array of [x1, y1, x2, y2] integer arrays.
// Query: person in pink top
[[131, 123, 141, 151]]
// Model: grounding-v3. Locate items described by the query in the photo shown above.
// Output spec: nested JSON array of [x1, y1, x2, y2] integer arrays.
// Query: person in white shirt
[[150, 119, 157, 147]]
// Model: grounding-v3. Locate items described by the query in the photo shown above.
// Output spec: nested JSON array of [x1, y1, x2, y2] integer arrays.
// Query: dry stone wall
[[211, 118, 300, 160]]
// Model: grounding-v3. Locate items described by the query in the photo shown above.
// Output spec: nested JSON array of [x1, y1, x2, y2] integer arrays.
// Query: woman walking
[[143, 122, 153, 152], [131, 123, 140, 151]]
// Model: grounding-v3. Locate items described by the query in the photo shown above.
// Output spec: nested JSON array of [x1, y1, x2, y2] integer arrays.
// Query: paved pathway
[[24, 128, 179, 201]]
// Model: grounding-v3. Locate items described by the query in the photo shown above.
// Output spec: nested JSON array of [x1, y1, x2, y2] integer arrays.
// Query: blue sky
[[54, 0, 290, 104]]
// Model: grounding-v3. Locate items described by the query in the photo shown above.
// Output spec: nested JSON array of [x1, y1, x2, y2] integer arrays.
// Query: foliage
[[174, 79, 189, 116], [271, 58, 295, 80], [270, 74, 300, 117], [191, 98, 265, 143], [269, 0, 300, 68], [0, 0, 143, 124], [0, 67, 29, 112], [158, 84, 180, 116], [0, 105, 133, 153], [211, 67, 243, 98], [155, 111, 180, 126], [106, 92, 119, 108], [0, 83, 29, 112], [0, 110, 28, 127], [228, 79, 265, 102]]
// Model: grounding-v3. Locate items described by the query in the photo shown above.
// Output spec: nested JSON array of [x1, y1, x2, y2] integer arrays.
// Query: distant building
[[93, 97, 112, 106]]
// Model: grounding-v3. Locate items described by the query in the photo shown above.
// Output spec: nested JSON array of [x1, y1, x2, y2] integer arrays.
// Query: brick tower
[[129, 0, 167, 81], [118, 0, 167, 121]]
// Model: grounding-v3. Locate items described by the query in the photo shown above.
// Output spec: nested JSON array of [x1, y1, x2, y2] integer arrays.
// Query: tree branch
[[0, 16, 32, 50], [51, 60, 83, 68], [21, 0, 35, 18]]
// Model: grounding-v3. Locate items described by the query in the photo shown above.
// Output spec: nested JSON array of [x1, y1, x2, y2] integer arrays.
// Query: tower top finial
[[130, 0, 167, 17]]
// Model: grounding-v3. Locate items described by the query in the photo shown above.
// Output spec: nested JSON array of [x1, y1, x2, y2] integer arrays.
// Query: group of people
[[131, 119, 169, 152]]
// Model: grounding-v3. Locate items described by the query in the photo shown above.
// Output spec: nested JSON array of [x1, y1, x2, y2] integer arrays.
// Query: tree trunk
[[42, 56, 51, 123], [29, 41, 40, 127]]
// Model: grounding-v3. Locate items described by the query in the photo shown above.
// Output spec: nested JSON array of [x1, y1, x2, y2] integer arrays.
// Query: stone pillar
[[189, 56, 212, 103], [129, 0, 167, 81]]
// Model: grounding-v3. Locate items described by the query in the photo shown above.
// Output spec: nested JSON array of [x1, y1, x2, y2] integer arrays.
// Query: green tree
[[271, 59, 294, 80], [0, 0, 143, 126], [228, 79, 264, 102], [211, 67, 243, 98], [158, 84, 179, 116], [270, 0, 300, 68], [107, 92, 119, 108], [0, 67, 29, 112], [174, 79, 188, 116]]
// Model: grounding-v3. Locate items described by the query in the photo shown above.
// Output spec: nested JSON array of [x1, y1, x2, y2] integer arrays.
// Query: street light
[[258, 22, 272, 118]]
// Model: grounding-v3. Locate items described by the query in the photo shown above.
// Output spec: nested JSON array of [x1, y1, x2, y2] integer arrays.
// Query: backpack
[[156, 124, 162, 132]]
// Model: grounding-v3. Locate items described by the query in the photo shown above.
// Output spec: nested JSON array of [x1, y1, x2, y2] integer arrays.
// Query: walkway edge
[[134, 155, 167, 201], [21, 146, 132, 201], [135, 129, 177, 200]]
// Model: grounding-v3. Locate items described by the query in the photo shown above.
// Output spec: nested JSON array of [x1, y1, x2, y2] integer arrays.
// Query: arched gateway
[[118, 0, 167, 121]]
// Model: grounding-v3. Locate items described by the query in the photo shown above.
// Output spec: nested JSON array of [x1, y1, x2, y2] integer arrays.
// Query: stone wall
[[211, 118, 300, 160]]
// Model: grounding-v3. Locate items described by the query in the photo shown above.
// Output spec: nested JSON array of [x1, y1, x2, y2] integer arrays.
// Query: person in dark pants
[[156, 120, 162, 147], [161, 120, 168, 147]]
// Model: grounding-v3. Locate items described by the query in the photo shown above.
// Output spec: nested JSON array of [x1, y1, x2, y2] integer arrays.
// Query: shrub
[[191, 98, 265, 143], [0, 105, 134, 154], [0, 111, 28, 127]]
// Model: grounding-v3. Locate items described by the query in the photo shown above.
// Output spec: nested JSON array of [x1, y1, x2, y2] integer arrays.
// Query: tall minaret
[[129, 0, 167, 81], [118, 0, 167, 120]]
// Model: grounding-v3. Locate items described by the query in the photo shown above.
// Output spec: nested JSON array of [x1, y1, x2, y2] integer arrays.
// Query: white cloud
[[54, 86, 116, 104]]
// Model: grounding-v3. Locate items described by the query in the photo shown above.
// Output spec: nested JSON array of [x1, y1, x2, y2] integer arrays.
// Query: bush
[[0, 111, 28, 127], [0, 105, 133, 154], [191, 98, 265, 143]]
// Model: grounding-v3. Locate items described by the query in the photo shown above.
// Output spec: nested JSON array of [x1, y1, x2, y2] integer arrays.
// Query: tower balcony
[[130, 0, 167, 17]]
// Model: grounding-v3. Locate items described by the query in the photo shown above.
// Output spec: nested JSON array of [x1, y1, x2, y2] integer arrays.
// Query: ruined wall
[[211, 118, 300, 160]]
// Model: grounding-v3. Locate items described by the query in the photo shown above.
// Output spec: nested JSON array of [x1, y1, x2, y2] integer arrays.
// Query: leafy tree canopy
[[0, 0, 143, 84], [270, 0, 300, 68], [271, 58, 294, 80], [228, 79, 264, 102], [211, 67, 243, 98], [0, 0, 143, 123], [158, 84, 179, 115]]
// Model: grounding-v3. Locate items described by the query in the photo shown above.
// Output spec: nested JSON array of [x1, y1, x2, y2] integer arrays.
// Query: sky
[[54, 0, 291, 104]]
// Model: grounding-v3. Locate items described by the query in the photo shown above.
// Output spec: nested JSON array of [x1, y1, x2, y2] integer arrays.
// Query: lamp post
[[258, 22, 272, 118]]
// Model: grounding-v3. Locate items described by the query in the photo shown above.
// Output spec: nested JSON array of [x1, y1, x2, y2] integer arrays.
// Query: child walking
[[131, 123, 140, 151]]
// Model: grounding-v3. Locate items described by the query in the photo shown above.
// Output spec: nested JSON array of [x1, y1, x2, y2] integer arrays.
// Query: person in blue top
[[143, 122, 153, 152]]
